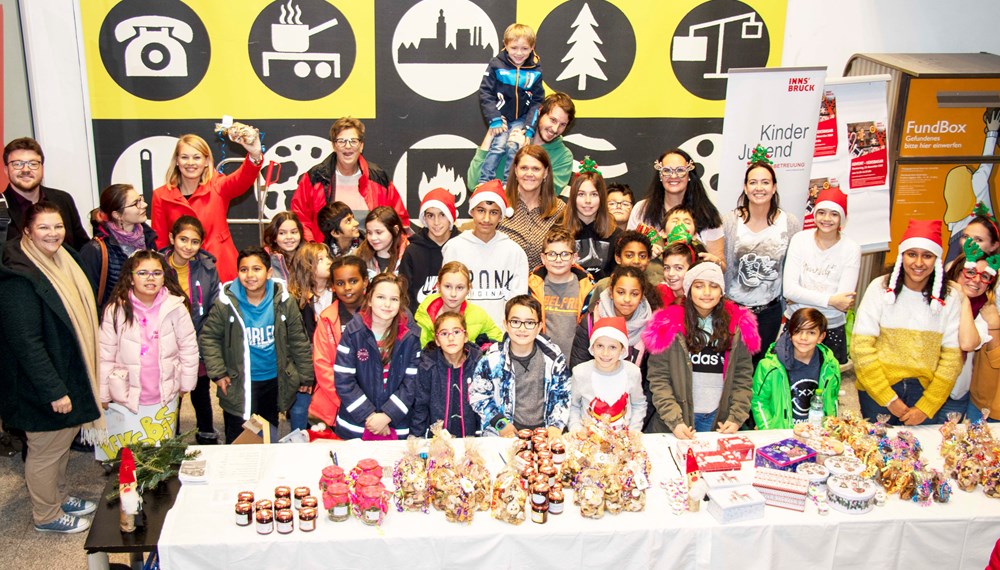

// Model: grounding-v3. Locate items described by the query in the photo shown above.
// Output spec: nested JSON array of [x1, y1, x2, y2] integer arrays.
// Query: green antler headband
[[578, 156, 601, 175], [747, 144, 773, 165], [963, 236, 986, 263], [666, 224, 693, 245]]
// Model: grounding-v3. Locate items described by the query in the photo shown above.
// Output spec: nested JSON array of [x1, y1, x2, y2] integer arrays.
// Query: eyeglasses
[[8, 160, 41, 170], [608, 200, 632, 209], [507, 318, 539, 330], [334, 138, 361, 148], [436, 328, 466, 339], [962, 266, 995, 284], [124, 198, 146, 210], [654, 161, 693, 179], [134, 270, 165, 279], [543, 251, 573, 261]]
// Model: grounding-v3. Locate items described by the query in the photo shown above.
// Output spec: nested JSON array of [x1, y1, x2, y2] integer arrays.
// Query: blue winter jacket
[[469, 333, 570, 435], [478, 50, 544, 138], [333, 312, 422, 439], [411, 342, 484, 438]]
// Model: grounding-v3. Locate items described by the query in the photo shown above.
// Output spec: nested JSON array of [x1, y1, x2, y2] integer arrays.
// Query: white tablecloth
[[158, 427, 1000, 570]]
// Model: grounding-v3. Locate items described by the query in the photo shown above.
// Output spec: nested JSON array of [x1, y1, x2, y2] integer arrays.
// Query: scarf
[[21, 238, 107, 444], [106, 222, 146, 253], [597, 288, 651, 347]]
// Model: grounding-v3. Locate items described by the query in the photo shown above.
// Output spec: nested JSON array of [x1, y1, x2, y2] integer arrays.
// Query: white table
[[158, 427, 1000, 570]]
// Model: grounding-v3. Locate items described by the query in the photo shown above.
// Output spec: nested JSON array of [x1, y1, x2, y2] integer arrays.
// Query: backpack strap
[[96, 238, 109, 303]]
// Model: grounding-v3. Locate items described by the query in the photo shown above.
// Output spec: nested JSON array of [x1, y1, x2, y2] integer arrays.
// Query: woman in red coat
[[151, 131, 263, 282]]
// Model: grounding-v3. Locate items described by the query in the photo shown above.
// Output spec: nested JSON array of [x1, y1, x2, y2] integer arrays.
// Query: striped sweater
[[850, 276, 962, 418]]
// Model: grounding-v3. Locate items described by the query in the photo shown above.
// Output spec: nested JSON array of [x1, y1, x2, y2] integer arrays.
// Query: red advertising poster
[[814, 90, 837, 158], [801, 176, 840, 230], [848, 121, 887, 188]]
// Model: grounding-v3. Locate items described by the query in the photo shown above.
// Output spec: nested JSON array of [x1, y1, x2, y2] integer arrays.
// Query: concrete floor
[[0, 371, 862, 570]]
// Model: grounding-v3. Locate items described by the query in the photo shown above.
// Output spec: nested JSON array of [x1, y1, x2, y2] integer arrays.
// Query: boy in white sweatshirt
[[441, 180, 529, 326]]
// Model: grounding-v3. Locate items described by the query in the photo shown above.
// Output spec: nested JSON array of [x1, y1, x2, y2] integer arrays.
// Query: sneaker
[[62, 496, 97, 516], [195, 431, 219, 445], [35, 513, 91, 534]]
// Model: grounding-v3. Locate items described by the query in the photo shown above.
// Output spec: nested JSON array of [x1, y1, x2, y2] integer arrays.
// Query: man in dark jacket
[[2, 137, 89, 249]]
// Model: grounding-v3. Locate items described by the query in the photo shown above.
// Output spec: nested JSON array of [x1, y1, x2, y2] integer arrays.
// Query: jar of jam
[[255, 508, 274, 534], [548, 488, 565, 515], [536, 450, 553, 463], [516, 450, 535, 467], [326, 482, 350, 522], [274, 497, 292, 512], [356, 473, 380, 490], [237, 491, 255, 505], [293, 487, 311, 509], [517, 429, 533, 448], [532, 483, 550, 505], [531, 435, 546, 450], [298, 507, 317, 532], [551, 442, 566, 464], [319, 465, 346, 494], [531, 500, 549, 524], [359, 485, 386, 526], [235, 502, 252, 526], [357, 458, 383, 479], [533, 427, 548, 439], [274, 486, 292, 501], [255, 499, 273, 513], [539, 464, 559, 486], [300, 496, 318, 510], [534, 441, 550, 454], [513, 439, 529, 453], [276, 508, 294, 534]]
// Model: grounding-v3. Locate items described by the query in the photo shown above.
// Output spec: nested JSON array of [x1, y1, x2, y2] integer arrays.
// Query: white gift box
[[706, 485, 766, 524]]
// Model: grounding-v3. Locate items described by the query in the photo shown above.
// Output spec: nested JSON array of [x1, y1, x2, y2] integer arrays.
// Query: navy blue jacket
[[479, 50, 544, 138], [160, 246, 220, 333], [411, 342, 483, 438], [333, 312, 422, 439]]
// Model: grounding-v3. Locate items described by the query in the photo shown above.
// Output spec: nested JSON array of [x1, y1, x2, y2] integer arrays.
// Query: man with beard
[[1, 137, 89, 249]]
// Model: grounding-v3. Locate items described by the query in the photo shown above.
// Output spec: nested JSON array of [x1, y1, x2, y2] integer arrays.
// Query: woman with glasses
[[97, 250, 198, 460], [0, 203, 105, 533], [721, 156, 800, 368], [151, 131, 263, 282], [628, 149, 724, 269], [411, 311, 484, 438], [292, 117, 410, 244], [944, 241, 1000, 422], [80, 184, 158, 310], [498, 145, 566, 268]]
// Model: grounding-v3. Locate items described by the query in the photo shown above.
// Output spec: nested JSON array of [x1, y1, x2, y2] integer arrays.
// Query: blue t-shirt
[[231, 280, 278, 381]]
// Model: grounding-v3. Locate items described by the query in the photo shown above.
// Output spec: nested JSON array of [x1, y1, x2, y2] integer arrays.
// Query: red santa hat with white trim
[[814, 187, 848, 227], [589, 316, 629, 359], [418, 188, 457, 228], [885, 219, 946, 313], [467, 179, 514, 217]]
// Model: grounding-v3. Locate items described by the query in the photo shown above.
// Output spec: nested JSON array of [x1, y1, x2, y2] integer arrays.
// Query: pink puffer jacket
[[99, 293, 199, 413]]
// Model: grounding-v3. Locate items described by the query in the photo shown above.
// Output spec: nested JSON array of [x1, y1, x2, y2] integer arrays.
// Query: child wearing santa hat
[[399, 188, 461, 313], [441, 180, 529, 326], [851, 219, 963, 426], [782, 187, 861, 364], [569, 316, 646, 431]]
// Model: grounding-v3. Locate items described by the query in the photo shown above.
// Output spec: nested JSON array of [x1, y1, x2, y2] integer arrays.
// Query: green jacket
[[751, 340, 841, 430], [0, 238, 101, 432], [198, 280, 314, 419], [414, 293, 503, 348], [466, 137, 574, 193]]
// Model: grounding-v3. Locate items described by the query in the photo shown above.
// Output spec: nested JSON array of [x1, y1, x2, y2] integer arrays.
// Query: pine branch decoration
[[102, 430, 200, 503]]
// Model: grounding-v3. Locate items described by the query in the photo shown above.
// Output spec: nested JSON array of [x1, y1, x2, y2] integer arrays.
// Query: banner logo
[[98, 0, 210, 100], [538, 0, 634, 100], [248, 0, 356, 100], [670, 0, 770, 100], [392, 0, 497, 102], [393, 134, 477, 215]]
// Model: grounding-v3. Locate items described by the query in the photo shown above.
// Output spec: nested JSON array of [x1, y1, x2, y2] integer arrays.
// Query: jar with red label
[[235, 502, 252, 526], [293, 487, 311, 509], [274, 486, 292, 501], [319, 465, 346, 495], [255, 508, 274, 534], [274, 497, 292, 512], [276, 509, 294, 534], [298, 507, 317, 532], [325, 482, 350, 522]]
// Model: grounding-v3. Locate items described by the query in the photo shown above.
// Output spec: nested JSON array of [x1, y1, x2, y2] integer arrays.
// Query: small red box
[[718, 436, 755, 461], [694, 450, 742, 472]]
